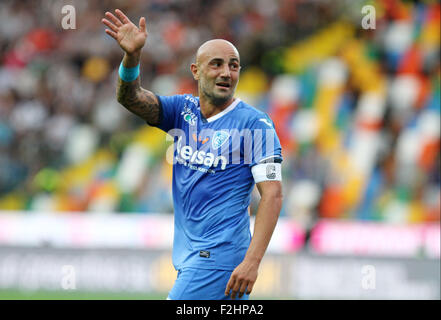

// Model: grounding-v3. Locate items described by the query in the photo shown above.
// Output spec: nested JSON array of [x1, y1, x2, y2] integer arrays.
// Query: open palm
[[102, 9, 147, 54]]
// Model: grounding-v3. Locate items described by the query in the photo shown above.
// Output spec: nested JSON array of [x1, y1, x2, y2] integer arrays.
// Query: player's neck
[[199, 95, 235, 120]]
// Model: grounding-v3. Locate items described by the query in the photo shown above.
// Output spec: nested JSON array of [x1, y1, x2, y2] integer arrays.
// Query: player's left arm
[[225, 180, 283, 299]]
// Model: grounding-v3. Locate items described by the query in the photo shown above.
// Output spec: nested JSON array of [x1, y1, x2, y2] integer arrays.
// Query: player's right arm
[[101, 9, 160, 126]]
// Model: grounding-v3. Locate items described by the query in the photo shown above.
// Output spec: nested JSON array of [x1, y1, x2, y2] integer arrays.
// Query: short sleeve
[[154, 95, 186, 132], [248, 114, 283, 167]]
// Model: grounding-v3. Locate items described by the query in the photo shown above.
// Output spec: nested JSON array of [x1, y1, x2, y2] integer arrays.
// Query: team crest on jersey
[[181, 106, 197, 126], [212, 131, 230, 150]]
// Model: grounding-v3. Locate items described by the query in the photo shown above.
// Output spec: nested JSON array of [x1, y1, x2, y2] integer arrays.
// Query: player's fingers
[[105, 11, 123, 27], [231, 279, 242, 300], [105, 29, 118, 40], [238, 281, 248, 298], [246, 281, 255, 295], [225, 277, 235, 297], [115, 9, 131, 25], [139, 17, 147, 34], [102, 19, 119, 33]]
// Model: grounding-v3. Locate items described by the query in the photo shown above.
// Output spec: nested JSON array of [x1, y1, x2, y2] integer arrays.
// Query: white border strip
[[205, 98, 241, 123]]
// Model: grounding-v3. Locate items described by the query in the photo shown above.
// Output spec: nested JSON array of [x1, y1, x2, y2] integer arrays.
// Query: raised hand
[[102, 9, 147, 55]]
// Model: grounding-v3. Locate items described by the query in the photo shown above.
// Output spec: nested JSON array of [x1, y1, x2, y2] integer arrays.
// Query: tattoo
[[116, 77, 160, 126]]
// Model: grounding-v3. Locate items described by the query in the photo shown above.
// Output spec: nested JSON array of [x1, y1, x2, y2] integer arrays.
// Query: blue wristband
[[119, 62, 140, 82]]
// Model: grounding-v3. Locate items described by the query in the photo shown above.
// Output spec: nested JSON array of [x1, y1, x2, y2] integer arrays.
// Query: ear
[[190, 63, 199, 81]]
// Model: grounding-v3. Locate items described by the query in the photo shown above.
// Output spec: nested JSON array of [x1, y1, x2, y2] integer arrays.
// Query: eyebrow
[[209, 57, 240, 63]]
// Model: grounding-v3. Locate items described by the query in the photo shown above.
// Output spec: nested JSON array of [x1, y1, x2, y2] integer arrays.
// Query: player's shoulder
[[235, 99, 274, 128], [182, 94, 199, 106], [159, 93, 199, 108], [235, 99, 266, 118]]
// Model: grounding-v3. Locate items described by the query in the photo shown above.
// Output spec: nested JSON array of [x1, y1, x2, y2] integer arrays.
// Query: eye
[[210, 61, 222, 68], [230, 63, 239, 71]]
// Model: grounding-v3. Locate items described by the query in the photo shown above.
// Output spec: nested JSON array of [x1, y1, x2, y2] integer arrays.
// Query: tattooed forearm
[[116, 77, 160, 126]]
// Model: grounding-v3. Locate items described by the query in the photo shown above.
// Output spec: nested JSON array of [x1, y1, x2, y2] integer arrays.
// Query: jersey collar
[[202, 98, 241, 123]]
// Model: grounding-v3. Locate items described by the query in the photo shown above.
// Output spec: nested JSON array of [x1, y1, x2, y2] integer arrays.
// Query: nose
[[219, 64, 231, 78]]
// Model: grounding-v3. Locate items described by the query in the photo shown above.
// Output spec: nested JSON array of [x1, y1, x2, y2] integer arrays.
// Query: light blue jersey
[[155, 94, 282, 271]]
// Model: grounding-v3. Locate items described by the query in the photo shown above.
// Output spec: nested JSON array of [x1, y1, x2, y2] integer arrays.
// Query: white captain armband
[[251, 157, 282, 183]]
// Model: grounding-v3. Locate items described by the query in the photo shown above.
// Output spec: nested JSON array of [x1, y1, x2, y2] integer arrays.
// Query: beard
[[200, 81, 234, 107]]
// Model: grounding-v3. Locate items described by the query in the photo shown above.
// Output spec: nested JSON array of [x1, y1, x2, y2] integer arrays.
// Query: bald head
[[191, 39, 241, 108], [195, 39, 240, 66]]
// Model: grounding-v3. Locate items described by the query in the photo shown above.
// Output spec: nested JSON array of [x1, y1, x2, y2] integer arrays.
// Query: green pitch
[[0, 289, 167, 300], [0, 289, 281, 300]]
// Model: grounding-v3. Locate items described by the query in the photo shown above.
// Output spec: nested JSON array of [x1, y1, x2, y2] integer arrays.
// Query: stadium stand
[[0, 0, 439, 231]]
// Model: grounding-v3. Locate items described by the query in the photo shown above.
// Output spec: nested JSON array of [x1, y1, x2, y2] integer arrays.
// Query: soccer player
[[102, 9, 283, 300]]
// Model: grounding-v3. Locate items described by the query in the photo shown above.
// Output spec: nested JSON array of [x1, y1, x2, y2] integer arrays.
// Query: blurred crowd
[[0, 0, 439, 227]]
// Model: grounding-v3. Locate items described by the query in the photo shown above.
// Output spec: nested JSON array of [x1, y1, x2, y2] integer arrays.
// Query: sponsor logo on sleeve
[[181, 106, 197, 126]]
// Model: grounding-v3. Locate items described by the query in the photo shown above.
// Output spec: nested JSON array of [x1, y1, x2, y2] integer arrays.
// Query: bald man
[[102, 10, 283, 300]]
